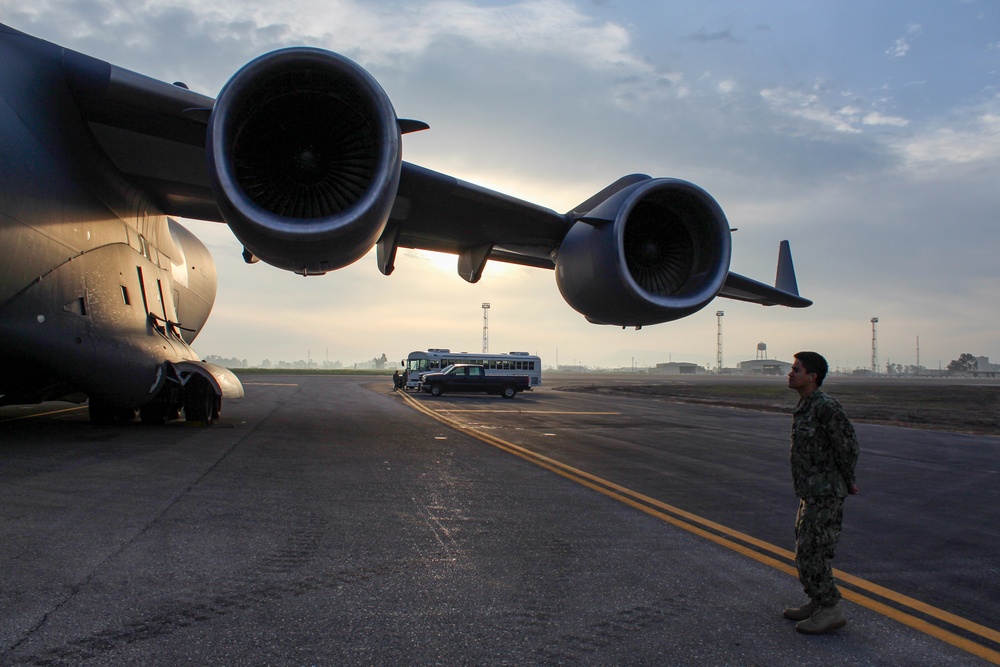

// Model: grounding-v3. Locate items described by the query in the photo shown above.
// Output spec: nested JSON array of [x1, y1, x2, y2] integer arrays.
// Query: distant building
[[737, 358, 792, 375], [973, 356, 998, 378], [653, 362, 703, 375]]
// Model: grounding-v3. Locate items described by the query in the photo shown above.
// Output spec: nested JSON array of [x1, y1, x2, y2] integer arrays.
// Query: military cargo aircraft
[[0, 23, 810, 425]]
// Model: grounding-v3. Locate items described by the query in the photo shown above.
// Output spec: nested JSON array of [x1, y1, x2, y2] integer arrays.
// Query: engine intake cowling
[[555, 178, 732, 326], [206, 48, 402, 275]]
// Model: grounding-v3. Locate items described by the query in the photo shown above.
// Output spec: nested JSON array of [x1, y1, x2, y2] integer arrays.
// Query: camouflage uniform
[[790, 390, 859, 607]]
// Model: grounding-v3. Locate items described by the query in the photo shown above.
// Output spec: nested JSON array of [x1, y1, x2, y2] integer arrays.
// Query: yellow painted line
[[0, 405, 87, 422], [400, 391, 1000, 664], [435, 410, 620, 415]]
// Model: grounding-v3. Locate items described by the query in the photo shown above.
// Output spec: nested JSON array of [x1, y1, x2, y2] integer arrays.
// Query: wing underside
[[7, 21, 811, 325]]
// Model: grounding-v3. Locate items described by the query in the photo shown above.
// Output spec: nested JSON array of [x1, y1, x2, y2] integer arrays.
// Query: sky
[[5, 0, 999, 371]]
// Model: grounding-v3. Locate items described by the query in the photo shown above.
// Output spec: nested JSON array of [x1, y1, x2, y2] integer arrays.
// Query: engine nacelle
[[555, 178, 732, 326], [206, 48, 402, 275]]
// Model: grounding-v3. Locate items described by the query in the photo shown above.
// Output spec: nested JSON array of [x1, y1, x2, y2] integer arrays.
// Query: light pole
[[716, 311, 725, 373], [871, 317, 879, 374], [482, 303, 490, 354]]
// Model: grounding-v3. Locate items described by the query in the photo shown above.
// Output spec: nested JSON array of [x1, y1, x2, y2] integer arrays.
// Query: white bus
[[403, 349, 542, 390]]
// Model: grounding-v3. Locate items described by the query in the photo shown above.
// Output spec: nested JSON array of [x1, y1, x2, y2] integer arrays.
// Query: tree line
[[203, 354, 391, 370]]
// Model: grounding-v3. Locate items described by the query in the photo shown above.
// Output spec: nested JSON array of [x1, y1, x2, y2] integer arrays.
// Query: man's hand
[[848, 483, 860, 495]]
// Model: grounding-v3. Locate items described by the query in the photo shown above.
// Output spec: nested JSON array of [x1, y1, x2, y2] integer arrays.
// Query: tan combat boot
[[795, 603, 846, 634], [782, 599, 819, 621]]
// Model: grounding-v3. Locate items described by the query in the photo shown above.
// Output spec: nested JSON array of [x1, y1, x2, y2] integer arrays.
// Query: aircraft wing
[[54, 39, 222, 222], [2, 23, 810, 327], [61, 38, 571, 273], [719, 241, 812, 308], [385, 163, 569, 279]]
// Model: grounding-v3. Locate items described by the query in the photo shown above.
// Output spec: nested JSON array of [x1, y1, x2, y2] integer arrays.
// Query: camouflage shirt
[[790, 389, 859, 499]]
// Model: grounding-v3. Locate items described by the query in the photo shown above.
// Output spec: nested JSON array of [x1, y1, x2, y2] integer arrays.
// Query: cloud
[[886, 23, 922, 59], [687, 27, 739, 44], [760, 87, 863, 134], [896, 105, 1000, 168], [862, 112, 909, 127], [886, 37, 911, 59]]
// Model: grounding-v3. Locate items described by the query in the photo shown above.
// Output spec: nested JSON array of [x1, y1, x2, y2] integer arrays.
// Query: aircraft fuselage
[[0, 31, 217, 412]]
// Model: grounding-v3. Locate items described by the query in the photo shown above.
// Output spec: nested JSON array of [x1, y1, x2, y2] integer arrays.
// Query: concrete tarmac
[[1, 374, 995, 666]]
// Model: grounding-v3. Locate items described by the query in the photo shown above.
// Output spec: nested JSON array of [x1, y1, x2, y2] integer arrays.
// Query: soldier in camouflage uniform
[[783, 351, 860, 634]]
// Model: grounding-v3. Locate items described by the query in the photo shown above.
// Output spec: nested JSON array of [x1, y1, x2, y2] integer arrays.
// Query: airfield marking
[[0, 405, 87, 422], [399, 390, 1000, 665], [434, 410, 620, 415]]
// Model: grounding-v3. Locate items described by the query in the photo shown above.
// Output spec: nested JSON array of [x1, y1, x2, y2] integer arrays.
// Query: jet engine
[[555, 178, 732, 327], [206, 48, 402, 275]]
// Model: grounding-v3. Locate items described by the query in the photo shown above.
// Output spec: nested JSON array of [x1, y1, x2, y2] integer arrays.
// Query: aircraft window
[[120, 285, 131, 306]]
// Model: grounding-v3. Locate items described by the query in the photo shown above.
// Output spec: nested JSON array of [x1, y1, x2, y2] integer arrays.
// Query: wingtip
[[775, 240, 801, 296]]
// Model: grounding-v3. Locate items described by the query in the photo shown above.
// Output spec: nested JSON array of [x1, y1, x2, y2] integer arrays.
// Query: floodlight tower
[[482, 303, 490, 354], [716, 311, 725, 373], [871, 317, 879, 374]]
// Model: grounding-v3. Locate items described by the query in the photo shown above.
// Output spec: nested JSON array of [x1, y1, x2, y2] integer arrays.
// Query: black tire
[[501, 385, 517, 399], [430, 384, 443, 397], [88, 400, 116, 426], [139, 403, 167, 425], [184, 376, 214, 424]]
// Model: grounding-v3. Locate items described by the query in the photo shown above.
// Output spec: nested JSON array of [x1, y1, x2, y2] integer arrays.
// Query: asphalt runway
[[1, 374, 997, 666]]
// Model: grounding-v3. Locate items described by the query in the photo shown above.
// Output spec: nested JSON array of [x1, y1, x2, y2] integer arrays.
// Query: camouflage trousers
[[795, 496, 845, 607]]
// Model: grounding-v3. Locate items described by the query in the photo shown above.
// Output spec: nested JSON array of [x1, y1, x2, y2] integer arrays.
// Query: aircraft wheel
[[140, 403, 167, 425], [184, 376, 214, 424], [88, 400, 116, 426]]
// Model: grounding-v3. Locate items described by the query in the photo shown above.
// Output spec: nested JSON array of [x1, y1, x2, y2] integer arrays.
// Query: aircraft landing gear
[[183, 374, 215, 424], [89, 401, 138, 426]]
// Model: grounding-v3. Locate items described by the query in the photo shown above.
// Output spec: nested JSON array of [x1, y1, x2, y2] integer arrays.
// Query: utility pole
[[482, 303, 490, 354], [716, 311, 725, 373]]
